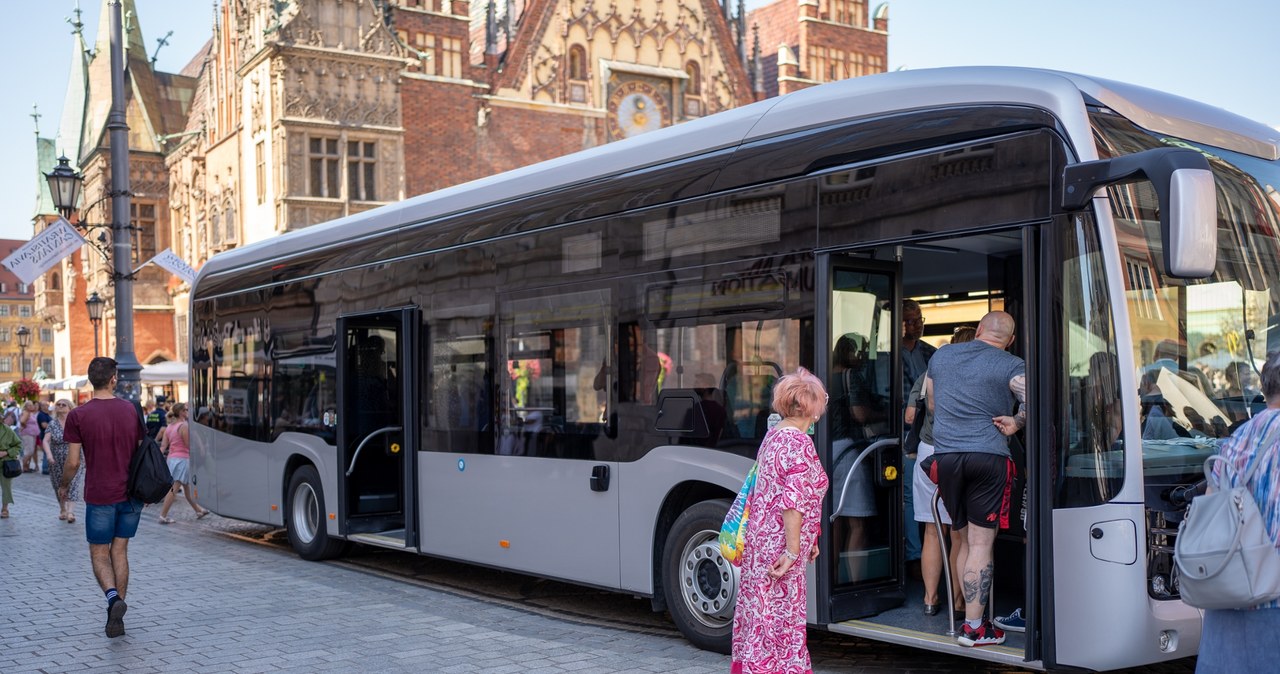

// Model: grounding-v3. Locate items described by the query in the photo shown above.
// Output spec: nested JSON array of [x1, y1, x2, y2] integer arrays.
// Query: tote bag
[[1174, 445, 1280, 609], [719, 463, 758, 567]]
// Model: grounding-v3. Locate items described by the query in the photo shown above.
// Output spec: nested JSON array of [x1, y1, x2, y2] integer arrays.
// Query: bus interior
[[827, 227, 1030, 659]]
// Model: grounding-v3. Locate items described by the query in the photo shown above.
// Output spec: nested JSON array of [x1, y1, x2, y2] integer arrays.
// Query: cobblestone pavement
[[0, 475, 1195, 673]]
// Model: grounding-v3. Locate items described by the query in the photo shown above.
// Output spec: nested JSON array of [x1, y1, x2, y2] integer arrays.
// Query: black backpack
[[128, 412, 173, 504]]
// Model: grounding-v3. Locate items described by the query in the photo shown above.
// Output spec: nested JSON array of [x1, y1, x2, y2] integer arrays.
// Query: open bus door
[[337, 309, 419, 550], [818, 255, 907, 621]]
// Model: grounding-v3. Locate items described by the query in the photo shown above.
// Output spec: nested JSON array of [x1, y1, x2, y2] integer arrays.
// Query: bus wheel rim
[[678, 528, 737, 628], [292, 482, 319, 545]]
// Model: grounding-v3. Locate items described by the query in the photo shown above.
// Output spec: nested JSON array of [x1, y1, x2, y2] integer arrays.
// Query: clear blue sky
[[1, 0, 1276, 241]]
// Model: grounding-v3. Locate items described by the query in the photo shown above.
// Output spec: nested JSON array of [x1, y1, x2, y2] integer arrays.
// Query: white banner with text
[[1, 218, 86, 285]]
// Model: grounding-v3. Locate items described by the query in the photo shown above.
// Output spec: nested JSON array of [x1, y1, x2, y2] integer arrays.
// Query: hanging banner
[[148, 248, 198, 285], [1, 218, 86, 285]]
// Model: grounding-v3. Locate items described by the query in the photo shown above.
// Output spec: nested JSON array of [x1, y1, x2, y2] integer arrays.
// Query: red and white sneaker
[[957, 619, 1006, 647]]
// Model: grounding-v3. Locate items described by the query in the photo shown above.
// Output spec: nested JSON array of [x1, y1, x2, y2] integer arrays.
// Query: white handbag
[[1174, 444, 1280, 610]]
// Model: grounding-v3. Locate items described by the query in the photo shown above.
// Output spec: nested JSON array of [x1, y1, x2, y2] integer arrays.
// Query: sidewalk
[[0, 475, 728, 673]]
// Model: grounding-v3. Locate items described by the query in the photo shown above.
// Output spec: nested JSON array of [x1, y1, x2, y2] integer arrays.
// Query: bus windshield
[[1092, 109, 1280, 484]]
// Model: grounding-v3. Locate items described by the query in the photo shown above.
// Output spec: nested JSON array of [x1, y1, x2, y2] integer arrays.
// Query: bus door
[[820, 256, 906, 621], [337, 309, 419, 549]]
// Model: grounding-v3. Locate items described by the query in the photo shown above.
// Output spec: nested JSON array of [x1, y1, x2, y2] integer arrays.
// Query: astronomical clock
[[606, 75, 673, 141]]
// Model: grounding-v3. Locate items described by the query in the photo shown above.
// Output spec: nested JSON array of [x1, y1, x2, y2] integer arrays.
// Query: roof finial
[[31, 104, 42, 137], [67, 1, 84, 35], [151, 30, 173, 67]]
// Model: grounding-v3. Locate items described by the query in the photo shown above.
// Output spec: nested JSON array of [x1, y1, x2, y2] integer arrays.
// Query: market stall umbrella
[[141, 361, 189, 383]]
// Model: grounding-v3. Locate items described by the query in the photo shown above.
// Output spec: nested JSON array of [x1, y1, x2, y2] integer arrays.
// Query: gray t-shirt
[[909, 373, 934, 446], [929, 340, 1025, 457]]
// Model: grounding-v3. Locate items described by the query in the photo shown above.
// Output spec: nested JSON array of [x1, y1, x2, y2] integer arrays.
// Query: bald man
[[923, 311, 1025, 647]]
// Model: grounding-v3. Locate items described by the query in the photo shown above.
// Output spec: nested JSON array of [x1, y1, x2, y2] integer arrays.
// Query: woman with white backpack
[[1194, 350, 1280, 673]]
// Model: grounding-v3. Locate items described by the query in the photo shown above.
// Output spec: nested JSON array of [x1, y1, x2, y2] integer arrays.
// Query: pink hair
[[771, 367, 827, 419]]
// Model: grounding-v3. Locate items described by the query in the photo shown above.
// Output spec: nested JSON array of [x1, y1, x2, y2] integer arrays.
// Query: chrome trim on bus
[[348, 532, 410, 551], [826, 620, 1038, 670]]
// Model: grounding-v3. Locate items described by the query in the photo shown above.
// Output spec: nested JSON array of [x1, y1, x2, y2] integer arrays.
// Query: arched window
[[50, 273, 61, 291], [224, 200, 237, 244], [685, 61, 701, 95], [568, 45, 587, 81], [211, 210, 222, 246]]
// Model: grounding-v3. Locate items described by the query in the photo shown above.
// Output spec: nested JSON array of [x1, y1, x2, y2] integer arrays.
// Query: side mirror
[[1062, 147, 1216, 278]]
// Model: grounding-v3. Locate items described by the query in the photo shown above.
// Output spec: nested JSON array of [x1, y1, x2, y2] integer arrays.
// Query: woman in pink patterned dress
[[732, 368, 830, 674]]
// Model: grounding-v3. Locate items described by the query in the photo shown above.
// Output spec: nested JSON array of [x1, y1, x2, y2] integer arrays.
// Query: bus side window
[[430, 334, 493, 454], [501, 288, 611, 459]]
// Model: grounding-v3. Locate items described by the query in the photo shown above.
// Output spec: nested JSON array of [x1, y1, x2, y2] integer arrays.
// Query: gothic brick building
[[34, 0, 887, 384]]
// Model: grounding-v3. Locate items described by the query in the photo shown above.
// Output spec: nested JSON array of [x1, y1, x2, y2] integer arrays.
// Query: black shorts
[[934, 452, 1015, 529]]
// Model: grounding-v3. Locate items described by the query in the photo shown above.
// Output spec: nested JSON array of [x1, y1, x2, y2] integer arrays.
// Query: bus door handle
[[829, 438, 899, 522], [346, 426, 403, 477], [590, 465, 610, 492]]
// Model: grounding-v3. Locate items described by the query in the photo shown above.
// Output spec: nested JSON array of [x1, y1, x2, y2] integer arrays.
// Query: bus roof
[[195, 66, 1280, 287]]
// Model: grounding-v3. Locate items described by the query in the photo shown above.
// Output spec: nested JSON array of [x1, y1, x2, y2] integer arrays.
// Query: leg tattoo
[[962, 571, 980, 604], [978, 561, 993, 607]]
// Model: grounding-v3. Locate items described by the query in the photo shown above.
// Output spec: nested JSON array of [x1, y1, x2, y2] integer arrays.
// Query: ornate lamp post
[[85, 292, 104, 358], [41, 1, 141, 401], [16, 326, 31, 380], [44, 156, 83, 220]]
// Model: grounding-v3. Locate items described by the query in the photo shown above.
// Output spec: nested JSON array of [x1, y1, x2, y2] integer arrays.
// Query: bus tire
[[285, 465, 346, 561], [662, 498, 737, 654]]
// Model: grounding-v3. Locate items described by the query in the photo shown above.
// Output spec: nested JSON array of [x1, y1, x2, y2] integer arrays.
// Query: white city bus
[[189, 67, 1280, 670]]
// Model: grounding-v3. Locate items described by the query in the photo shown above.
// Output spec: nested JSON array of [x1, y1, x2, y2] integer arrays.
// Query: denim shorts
[[85, 499, 144, 545]]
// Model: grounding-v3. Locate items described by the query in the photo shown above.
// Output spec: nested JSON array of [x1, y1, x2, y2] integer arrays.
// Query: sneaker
[[995, 608, 1026, 633], [105, 599, 128, 638], [957, 619, 1005, 647]]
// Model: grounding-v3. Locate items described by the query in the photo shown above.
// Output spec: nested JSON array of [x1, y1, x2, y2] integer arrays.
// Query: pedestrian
[[924, 311, 1025, 647], [59, 357, 146, 638], [1196, 350, 1280, 673], [908, 325, 974, 617], [731, 368, 829, 674], [900, 299, 937, 578], [0, 415, 20, 518], [19, 401, 41, 472], [37, 401, 52, 473], [144, 397, 167, 440], [157, 403, 209, 523], [46, 399, 83, 523]]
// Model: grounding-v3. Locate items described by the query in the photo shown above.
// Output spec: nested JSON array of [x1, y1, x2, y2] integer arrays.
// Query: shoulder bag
[[719, 462, 759, 567], [1174, 443, 1280, 609]]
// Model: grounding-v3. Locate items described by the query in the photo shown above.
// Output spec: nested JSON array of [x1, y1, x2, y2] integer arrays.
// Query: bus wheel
[[662, 499, 736, 654], [285, 465, 345, 561]]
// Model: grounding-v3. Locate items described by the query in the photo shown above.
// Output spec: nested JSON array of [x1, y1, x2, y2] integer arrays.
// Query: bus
[[188, 66, 1280, 671]]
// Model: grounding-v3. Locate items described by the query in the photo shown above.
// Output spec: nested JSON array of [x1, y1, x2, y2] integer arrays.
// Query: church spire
[[736, 0, 747, 66], [751, 23, 763, 96]]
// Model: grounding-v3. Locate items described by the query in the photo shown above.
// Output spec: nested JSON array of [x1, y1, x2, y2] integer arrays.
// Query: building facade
[[35, 0, 887, 381]]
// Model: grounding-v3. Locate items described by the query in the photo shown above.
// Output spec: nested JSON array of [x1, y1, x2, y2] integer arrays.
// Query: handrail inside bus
[[830, 438, 899, 522], [346, 426, 404, 477]]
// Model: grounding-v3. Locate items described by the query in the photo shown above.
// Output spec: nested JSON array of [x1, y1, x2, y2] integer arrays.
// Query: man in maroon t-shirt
[[60, 357, 145, 639]]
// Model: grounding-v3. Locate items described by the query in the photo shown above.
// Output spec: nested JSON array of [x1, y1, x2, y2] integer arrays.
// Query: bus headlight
[[1158, 630, 1178, 652], [1150, 574, 1171, 598]]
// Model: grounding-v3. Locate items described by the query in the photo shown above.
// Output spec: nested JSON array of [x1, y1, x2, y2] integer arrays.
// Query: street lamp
[[85, 292, 104, 358], [16, 326, 31, 380], [40, 0, 141, 401], [44, 155, 83, 220]]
